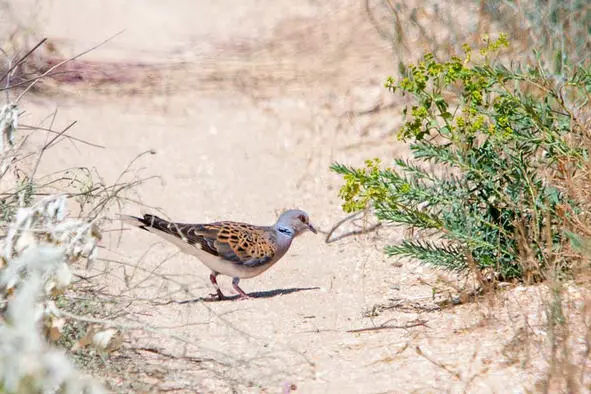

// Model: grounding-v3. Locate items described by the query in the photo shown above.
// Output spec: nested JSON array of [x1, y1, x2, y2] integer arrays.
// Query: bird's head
[[275, 209, 317, 237]]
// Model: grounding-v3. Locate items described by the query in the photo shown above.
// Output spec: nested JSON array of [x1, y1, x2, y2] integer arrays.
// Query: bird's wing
[[208, 221, 277, 267], [121, 214, 277, 267]]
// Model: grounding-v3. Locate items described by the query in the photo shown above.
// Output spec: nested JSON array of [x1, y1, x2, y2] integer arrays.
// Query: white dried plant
[[0, 196, 105, 394]]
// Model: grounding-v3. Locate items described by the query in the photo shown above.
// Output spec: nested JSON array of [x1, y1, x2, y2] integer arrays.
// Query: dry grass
[[536, 105, 591, 393]]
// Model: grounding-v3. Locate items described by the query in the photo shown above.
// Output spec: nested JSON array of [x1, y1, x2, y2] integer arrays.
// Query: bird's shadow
[[174, 286, 320, 304]]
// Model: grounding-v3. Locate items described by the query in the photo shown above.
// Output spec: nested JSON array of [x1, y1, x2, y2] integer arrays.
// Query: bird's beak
[[308, 223, 318, 234]]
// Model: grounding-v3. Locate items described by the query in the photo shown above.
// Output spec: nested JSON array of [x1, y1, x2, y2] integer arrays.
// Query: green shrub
[[332, 35, 591, 281]]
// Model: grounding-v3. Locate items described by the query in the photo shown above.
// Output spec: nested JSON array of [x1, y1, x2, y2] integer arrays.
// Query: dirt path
[[7, 1, 587, 393]]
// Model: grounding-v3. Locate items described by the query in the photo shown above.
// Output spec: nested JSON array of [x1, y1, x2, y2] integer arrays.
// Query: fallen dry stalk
[[415, 345, 461, 380], [324, 209, 382, 244], [347, 319, 428, 333]]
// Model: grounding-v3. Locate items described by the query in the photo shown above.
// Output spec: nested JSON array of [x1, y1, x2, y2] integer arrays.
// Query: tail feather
[[119, 214, 145, 228], [120, 213, 201, 255], [120, 214, 171, 230]]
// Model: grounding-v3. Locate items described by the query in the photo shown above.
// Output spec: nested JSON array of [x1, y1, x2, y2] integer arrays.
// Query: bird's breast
[[192, 249, 275, 279]]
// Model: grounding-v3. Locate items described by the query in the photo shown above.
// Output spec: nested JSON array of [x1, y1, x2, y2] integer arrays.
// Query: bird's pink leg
[[232, 277, 251, 300], [209, 273, 226, 300]]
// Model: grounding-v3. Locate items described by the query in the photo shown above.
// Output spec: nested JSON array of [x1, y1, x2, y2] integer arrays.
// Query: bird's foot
[[233, 285, 251, 300], [232, 278, 250, 300], [205, 289, 227, 301]]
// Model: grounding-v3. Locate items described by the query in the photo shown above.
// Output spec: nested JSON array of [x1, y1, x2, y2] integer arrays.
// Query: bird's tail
[[119, 214, 144, 228], [119, 214, 199, 255], [119, 214, 169, 231]]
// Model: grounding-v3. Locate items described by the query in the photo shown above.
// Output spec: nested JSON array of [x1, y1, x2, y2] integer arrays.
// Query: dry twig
[[324, 210, 382, 244], [347, 319, 428, 333]]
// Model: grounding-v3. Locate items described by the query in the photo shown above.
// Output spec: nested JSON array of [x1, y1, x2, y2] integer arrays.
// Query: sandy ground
[[4, 1, 591, 393]]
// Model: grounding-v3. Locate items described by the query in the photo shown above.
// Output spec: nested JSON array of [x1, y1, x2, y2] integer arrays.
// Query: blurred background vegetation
[[368, 0, 590, 72]]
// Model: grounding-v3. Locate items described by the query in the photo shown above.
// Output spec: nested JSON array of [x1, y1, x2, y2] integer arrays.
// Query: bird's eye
[[298, 214, 307, 223]]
